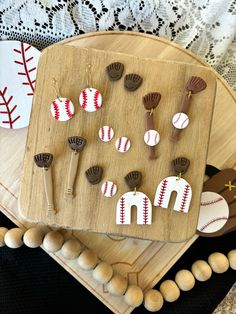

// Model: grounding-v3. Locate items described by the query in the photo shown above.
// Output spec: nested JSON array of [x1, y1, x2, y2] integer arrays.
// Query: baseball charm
[[197, 192, 229, 233], [50, 98, 74, 121], [144, 129, 160, 146], [99, 126, 114, 142], [172, 112, 189, 129], [115, 137, 131, 153], [79, 88, 102, 112], [101, 181, 117, 197]]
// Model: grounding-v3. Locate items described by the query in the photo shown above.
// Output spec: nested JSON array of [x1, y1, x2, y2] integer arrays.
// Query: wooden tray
[[19, 45, 216, 242], [1, 32, 236, 314]]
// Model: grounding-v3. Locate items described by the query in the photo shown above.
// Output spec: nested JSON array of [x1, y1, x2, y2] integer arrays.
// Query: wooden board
[[1, 31, 236, 314], [18, 45, 216, 242]]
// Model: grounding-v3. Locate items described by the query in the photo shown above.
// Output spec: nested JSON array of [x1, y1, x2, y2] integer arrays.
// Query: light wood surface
[[19, 45, 216, 242], [0, 31, 236, 314]]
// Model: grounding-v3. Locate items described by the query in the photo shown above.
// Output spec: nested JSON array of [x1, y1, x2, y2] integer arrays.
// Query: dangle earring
[[79, 64, 102, 112], [154, 157, 192, 213], [116, 171, 152, 225], [50, 78, 75, 121]]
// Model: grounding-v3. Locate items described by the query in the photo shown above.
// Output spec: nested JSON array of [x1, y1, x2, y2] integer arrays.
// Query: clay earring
[[65, 136, 87, 198], [116, 171, 152, 224], [50, 78, 75, 121], [34, 153, 56, 214], [124, 74, 143, 91], [154, 157, 192, 213], [85, 165, 103, 185], [106, 62, 124, 81], [79, 64, 102, 112], [143, 92, 161, 160], [171, 76, 207, 142]]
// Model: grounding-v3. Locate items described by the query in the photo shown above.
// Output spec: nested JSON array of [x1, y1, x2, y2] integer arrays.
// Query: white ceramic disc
[[79, 87, 102, 112], [0, 40, 40, 129], [172, 112, 189, 129], [101, 181, 117, 197], [115, 137, 131, 153], [50, 98, 75, 121], [99, 126, 114, 142], [144, 129, 160, 146]]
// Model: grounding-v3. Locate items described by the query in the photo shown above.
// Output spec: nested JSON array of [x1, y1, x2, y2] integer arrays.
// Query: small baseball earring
[[50, 78, 75, 121], [154, 157, 192, 213], [171, 76, 207, 142], [79, 64, 102, 112], [116, 171, 152, 225], [143, 92, 161, 160]]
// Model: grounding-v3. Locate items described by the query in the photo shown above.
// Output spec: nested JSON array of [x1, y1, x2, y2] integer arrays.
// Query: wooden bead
[[175, 269, 195, 291], [77, 249, 97, 270], [228, 249, 236, 270], [4, 228, 24, 248], [23, 227, 49, 248], [144, 289, 164, 312], [61, 239, 81, 259], [107, 274, 128, 296], [208, 252, 229, 273], [191, 260, 212, 281], [0, 227, 8, 247], [92, 261, 113, 284], [43, 230, 64, 252], [160, 280, 180, 302], [124, 285, 144, 307]]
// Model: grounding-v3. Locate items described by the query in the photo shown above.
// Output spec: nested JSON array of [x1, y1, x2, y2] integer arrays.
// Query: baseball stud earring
[[79, 64, 102, 112], [65, 136, 87, 198], [171, 76, 207, 142], [154, 157, 192, 213], [116, 171, 152, 225], [143, 92, 161, 160], [50, 78, 75, 121]]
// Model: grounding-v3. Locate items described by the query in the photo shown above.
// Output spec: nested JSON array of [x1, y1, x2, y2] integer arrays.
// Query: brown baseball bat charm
[[171, 76, 207, 142], [34, 153, 55, 213], [65, 136, 86, 198]]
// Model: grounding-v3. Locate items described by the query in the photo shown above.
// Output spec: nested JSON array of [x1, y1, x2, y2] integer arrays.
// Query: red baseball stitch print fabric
[[0, 40, 40, 129]]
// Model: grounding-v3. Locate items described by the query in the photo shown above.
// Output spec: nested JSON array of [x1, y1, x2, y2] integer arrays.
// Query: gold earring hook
[[52, 78, 62, 101], [176, 172, 182, 180], [86, 64, 92, 88], [133, 187, 137, 195]]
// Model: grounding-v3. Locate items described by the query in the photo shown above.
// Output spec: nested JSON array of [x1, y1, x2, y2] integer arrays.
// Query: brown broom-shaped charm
[[34, 153, 55, 213], [65, 136, 87, 198], [143, 92, 161, 160], [171, 76, 207, 142]]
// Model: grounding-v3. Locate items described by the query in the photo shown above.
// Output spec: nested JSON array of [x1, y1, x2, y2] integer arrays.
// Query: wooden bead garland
[[191, 260, 212, 281], [228, 249, 236, 270], [175, 269, 195, 291], [159, 279, 180, 302], [4, 227, 24, 248], [0, 227, 8, 247], [144, 289, 164, 312], [107, 274, 128, 296], [124, 285, 144, 307], [208, 252, 229, 273], [1, 225, 236, 312]]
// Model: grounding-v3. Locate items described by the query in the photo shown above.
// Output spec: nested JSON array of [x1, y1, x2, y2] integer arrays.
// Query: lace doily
[[0, 0, 235, 90]]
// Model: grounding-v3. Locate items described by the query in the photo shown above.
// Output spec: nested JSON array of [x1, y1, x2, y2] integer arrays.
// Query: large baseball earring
[[154, 157, 192, 213], [50, 78, 75, 122], [143, 92, 161, 160], [79, 64, 102, 112], [116, 171, 152, 225]]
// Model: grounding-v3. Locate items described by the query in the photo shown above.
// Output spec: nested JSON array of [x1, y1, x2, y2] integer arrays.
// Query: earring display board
[[19, 44, 216, 242], [0, 31, 236, 314]]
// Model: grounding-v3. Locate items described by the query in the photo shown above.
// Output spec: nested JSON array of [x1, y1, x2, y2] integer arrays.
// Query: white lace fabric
[[0, 0, 235, 90]]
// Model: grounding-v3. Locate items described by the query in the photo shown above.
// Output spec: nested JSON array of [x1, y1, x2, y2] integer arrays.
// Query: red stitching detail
[[118, 137, 122, 151], [180, 184, 190, 212], [81, 89, 87, 109], [124, 138, 129, 152], [157, 179, 168, 207], [14, 42, 35, 96], [108, 127, 111, 140], [119, 197, 125, 224], [201, 197, 223, 206], [200, 216, 228, 231], [101, 126, 105, 140], [65, 99, 73, 118], [103, 181, 108, 195], [143, 197, 149, 224], [52, 100, 60, 120], [93, 90, 100, 110], [0, 87, 20, 128], [110, 183, 115, 197]]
